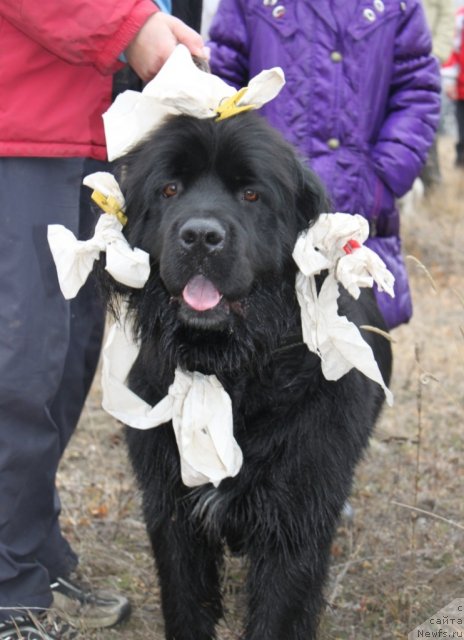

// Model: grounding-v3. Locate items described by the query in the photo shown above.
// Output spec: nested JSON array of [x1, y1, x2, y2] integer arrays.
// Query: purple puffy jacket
[[208, 0, 441, 328]]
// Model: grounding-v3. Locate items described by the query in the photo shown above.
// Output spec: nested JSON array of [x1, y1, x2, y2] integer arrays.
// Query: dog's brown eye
[[162, 183, 178, 198], [243, 189, 259, 202]]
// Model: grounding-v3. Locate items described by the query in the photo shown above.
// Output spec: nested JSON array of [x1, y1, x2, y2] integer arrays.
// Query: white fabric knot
[[82, 171, 126, 212], [102, 316, 243, 487], [336, 248, 394, 299], [47, 172, 150, 299], [293, 213, 394, 405], [294, 213, 368, 277], [103, 44, 285, 161], [293, 213, 394, 298]]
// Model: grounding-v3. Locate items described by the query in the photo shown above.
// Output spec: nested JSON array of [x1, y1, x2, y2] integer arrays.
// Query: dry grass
[[57, 135, 464, 639]]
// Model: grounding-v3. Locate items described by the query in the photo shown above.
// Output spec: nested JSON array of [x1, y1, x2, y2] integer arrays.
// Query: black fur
[[103, 112, 392, 639]]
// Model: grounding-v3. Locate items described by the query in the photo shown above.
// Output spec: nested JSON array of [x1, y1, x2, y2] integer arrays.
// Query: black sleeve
[[172, 0, 203, 31]]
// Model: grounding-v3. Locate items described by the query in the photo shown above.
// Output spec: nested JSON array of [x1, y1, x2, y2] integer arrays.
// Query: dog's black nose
[[179, 218, 226, 252]]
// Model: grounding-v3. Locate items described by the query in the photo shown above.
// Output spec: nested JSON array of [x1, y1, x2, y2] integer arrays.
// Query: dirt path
[[57, 135, 464, 640]]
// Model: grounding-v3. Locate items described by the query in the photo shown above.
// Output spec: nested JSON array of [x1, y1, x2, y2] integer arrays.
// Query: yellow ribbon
[[215, 87, 256, 121], [91, 190, 128, 226]]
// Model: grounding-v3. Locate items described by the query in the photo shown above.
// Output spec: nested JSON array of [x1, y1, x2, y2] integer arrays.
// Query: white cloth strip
[[102, 315, 243, 487], [293, 213, 394, 405]]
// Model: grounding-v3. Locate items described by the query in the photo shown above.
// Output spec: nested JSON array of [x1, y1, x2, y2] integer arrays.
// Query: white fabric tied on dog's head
[[103, 44, 286, 161], [293, 213, 394, 405], [102, 313, 243, 487], [48, 172, 150, 299]]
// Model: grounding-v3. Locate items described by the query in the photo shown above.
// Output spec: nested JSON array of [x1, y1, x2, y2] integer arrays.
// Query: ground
[[57, 135, 464, 640]]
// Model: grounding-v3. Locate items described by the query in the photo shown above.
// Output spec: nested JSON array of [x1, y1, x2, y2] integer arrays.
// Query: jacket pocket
[[249, 2, 298, 38], [347, 0, 403, 41], [357, 166, 396, 234]]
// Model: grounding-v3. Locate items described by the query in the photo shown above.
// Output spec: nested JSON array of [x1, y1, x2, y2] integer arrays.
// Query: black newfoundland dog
[[104, 111, 392, 639]]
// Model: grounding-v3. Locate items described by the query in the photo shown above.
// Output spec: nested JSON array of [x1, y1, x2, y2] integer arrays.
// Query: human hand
[[444, 82, 458, 101], [125, 12, 207, 82], [442, 76, 458, 101]]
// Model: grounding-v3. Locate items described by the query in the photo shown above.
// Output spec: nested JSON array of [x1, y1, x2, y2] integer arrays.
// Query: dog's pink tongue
[[182, 275, 222, 311]]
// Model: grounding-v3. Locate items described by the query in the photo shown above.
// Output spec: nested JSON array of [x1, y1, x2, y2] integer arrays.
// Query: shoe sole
[[52, 593, 131, 630]]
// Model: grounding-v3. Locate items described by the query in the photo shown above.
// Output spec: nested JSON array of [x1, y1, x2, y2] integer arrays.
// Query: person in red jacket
[[0, 2, 205, 639], [443, 6, 464, 165]]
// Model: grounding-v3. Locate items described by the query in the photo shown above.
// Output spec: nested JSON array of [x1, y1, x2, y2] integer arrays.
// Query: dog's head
[[109, 112, 327, 375]]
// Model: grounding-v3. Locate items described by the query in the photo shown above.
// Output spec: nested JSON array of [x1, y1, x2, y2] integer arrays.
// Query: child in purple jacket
[[208, 0, 441, 328]]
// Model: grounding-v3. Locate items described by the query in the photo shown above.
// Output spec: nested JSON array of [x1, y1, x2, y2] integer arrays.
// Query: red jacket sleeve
[[0, 0, 158, 74]]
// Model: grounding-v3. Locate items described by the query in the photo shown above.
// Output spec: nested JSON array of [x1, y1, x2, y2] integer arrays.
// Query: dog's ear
[[295, 160, 330, 230], [110, 150, 154, 248]]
